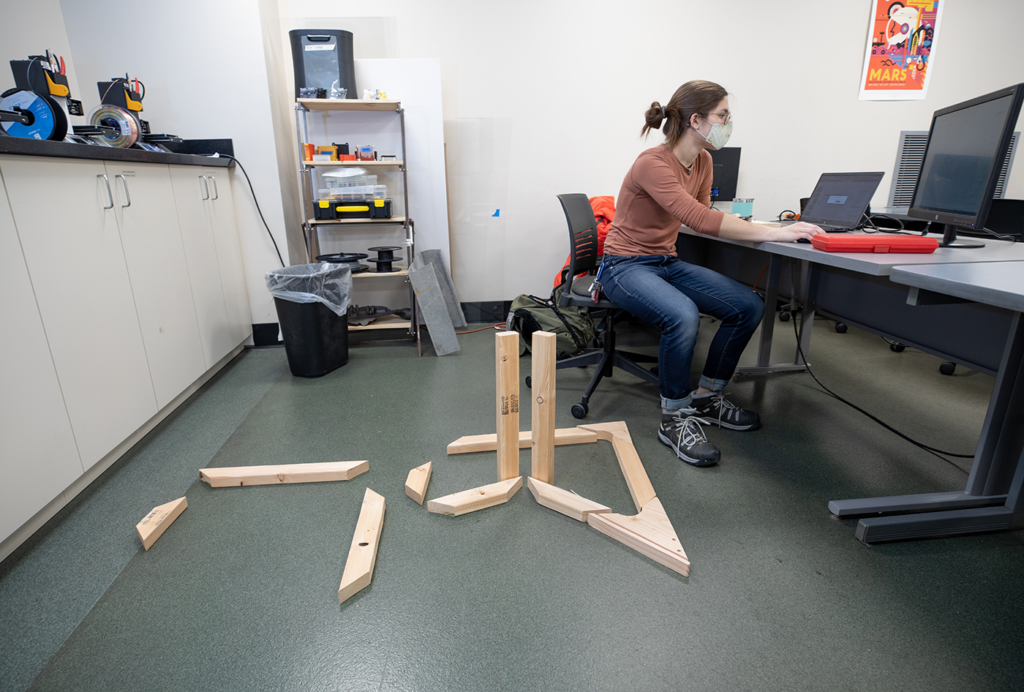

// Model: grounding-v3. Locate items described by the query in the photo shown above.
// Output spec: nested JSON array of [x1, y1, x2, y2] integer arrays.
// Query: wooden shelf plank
[[353, 268, 408, 278], [338, 488, 386, 604], [298, 98, 401, 112], [309, 216, 407, 226], [348, 317, 412, 332], [199, 460, 368, 488], [305, 160, 403, 168]]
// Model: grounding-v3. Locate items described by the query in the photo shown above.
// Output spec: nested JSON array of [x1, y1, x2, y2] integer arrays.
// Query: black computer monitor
[[708, 147, 741, 201], [909, 83, 1024, 248]]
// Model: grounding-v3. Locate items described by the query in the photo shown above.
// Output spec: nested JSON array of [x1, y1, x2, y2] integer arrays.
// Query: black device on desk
[[909, 83, 1024, 248], [709, 147, 740, 202]]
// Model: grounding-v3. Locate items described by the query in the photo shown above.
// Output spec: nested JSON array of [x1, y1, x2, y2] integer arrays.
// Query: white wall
[[279, 0, 1024, 302], [10, 0, 1024, 309], [59, 0, 290, 329], [0, 0, 82, 111]]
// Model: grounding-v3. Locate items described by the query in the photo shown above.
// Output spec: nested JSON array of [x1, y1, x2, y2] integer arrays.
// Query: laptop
[[782, 172, 885, 232]]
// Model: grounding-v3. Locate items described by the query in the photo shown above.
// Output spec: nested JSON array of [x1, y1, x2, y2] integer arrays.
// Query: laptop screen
[[800, 172, 884, 227]]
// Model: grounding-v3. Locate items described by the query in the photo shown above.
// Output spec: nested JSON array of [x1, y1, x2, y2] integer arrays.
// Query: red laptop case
[[810, 234, 939, 254]]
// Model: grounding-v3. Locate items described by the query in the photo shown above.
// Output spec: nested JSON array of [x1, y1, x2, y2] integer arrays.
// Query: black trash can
[[266, 263, 352, 378]]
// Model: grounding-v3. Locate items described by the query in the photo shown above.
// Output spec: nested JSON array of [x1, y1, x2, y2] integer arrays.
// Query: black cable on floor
[[791, 309, 974, 471], [212, 154, 286, 268]]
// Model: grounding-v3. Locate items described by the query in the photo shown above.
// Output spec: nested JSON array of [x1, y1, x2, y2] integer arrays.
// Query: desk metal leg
[[737, 256, 811, 375], [795, 261, 818, 365], [831, 312, 1024, 542]]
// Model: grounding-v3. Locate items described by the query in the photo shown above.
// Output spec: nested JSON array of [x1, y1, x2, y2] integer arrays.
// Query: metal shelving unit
[[295, 98, 419, 352]]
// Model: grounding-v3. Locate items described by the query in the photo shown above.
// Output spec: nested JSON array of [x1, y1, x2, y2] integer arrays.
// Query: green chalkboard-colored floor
[[2, 316, 1024, 692]]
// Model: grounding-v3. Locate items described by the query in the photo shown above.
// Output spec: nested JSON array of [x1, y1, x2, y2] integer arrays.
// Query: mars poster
[[858, 0, 944, 100]]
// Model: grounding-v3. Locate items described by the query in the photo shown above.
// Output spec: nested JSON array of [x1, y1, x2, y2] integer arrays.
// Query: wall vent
[[887, 130, 1019, 207]]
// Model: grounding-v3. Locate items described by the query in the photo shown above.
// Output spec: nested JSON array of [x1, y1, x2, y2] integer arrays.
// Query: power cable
[[209, 154, 286, 268], [790, 309, 974, 471]]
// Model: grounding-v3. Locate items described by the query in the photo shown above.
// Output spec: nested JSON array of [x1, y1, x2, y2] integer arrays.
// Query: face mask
[[698, 120, 733, 150]]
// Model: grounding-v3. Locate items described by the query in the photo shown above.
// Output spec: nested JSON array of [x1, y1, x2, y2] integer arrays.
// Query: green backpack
[[507, 284, 596, 358]]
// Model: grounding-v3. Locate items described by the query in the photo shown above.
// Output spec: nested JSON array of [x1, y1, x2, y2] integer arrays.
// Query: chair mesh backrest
[[557, 194, 600, 278]]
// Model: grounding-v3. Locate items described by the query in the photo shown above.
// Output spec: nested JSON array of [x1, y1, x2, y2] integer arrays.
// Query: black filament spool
[[367, 246, 404, 273]]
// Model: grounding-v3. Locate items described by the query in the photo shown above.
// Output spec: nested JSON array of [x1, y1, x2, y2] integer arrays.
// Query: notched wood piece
[[199, 460, 368, 488], [587, 498, 690, 577], [446, 428, 598, 455], [405, 462, 432, 505], [136, 497, 187, 551], [578, 421, 656, 512], [427, 477, 523, 517], [530, 331, 557, 484], [496, 331, 520, 482], [339, 488, 386, 604], [527, 478, 611, 522]]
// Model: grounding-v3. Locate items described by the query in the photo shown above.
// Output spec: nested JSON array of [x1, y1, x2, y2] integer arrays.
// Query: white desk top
[[679, 226, 1024, 277], [889, 262, 1024, 314]]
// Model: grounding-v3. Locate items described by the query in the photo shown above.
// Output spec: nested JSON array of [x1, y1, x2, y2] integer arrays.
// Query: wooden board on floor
[[427, 476, 523, 517], [579, 422, 656, 512], [496, 331, 520, 481], [446, 427, 597, 455], [199, 460, 368, 488], [405, 462, 432, 505], [530, 331, 557, 484], [136, 497, 187, 551], [339, 488, 386, 604], [587, 498, 689, 577], [527, 478, 610, 522]]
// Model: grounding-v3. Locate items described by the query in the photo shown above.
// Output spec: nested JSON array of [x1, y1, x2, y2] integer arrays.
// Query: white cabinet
[[169, 166, 234, 367], [203, 167, 251, 346], [106, 161, 206, 408], [0, 156, 157, 469], [0, 170, 83, 540]]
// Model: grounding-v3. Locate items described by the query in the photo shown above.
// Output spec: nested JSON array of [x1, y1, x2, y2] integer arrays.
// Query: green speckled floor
[[3, 317, 1024, 692]]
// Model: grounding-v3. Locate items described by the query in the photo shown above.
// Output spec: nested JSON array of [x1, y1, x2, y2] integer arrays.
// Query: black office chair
[[552, 193, 659, 419]]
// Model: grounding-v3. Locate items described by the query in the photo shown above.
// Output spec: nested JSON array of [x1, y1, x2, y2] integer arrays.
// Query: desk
[[677, 230, 1023, 375], [676, 229, 1024, 542], [830, 262, 1024, 541]]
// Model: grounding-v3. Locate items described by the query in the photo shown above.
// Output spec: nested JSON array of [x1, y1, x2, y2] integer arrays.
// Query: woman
[[600, 80, 822, 467]]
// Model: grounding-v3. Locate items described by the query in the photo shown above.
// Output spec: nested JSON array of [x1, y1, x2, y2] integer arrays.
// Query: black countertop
[[0, 136, 232, 167]]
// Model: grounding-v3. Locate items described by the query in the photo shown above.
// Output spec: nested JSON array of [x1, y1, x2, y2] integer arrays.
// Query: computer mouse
[[796, 238, 812, 244]]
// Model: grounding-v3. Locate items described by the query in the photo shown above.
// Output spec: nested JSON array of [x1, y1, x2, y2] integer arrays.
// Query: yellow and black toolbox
[[314, 199, 392, 220]]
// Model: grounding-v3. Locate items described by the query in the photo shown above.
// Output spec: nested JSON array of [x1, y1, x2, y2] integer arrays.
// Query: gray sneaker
[[658, 412, 721, 467], [687, 392, 761, 431]]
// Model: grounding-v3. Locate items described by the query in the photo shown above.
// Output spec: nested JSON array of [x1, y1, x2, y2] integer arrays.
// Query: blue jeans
[[600, 255, 764, 410]]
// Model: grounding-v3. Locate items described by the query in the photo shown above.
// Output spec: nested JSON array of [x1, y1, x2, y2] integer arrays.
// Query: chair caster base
[[571, 402, 589, 419]]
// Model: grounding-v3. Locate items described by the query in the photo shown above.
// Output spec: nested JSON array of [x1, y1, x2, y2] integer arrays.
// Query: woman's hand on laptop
[[773, 222, 824, 243]]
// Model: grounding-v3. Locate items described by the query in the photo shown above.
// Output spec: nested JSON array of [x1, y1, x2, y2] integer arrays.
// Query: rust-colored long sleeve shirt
[[603, 144, 725, 257]]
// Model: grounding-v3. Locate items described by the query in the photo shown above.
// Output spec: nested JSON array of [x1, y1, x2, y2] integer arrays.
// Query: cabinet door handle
[[200, 175, 210, 200], [99, 174, 114, 209], [115, 174, 131, 208], [209, 176, 219, 200]]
